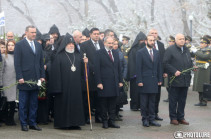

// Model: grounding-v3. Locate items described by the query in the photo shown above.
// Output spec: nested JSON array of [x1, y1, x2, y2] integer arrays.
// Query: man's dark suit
[[155, 41, 165, 117], [80, 39, 104, 122], [14, 38, 45, 126], [95, 48, 123, 123], [136, 47, 162, 123]]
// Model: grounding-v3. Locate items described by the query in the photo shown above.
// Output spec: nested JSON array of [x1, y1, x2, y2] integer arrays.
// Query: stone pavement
[[0, 86, 211, 139]]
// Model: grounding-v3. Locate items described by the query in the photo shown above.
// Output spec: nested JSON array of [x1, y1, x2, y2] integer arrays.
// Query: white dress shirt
[[26, 37, 36, 52], [91, 39, 100, 50]]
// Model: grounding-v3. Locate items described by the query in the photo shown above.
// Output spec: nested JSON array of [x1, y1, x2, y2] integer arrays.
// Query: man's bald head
[[6, 31, 14, 40], [73, 30, 82, 44], [175, 34, 185, 47], [148, 29, 158, 40]]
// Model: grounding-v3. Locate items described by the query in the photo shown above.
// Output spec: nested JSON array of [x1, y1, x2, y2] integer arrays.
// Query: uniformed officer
[[191, 37, 211, 106], [121, 36, 131, 62], [163, 35, 175, 103], [185, 36, 192, 49]]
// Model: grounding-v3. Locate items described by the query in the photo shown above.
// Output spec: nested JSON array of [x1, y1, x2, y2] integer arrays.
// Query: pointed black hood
[[56, 33, 76, 54], [131, 31, 146, 48], [36, 28, 42, 41], [48, 24, 60, 37], [82, 28, 90, 37]]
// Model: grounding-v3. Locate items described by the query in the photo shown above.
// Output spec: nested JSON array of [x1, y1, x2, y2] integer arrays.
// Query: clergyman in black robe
[[127, 31, 146, 111], [49, 33, 85, 129]]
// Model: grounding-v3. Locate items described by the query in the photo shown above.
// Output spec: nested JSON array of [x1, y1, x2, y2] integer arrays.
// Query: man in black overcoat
[[95, 36, 123, 128]]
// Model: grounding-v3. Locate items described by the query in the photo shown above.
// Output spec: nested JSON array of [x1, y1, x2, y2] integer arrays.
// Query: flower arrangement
[[38, 81, 47, 100]]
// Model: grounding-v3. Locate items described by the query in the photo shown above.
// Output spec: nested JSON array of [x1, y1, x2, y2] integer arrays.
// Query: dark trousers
[[83, 91, 101, 120], [140, 93, 156, 122], [100, 97, 117, 122], [37, 99, 48, 124], [169, 87, 188, 121], [155, 86, 161, 115], [130, 78, 140, 110], [48, 95, 54, 118], [198, 92, 207, 104], [5, 101, 16, 124], [19, 90, 38, 126]]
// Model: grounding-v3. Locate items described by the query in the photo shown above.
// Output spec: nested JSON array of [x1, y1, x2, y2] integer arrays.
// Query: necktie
[[77, 44, 80, 51], [154, 41, 158, 50], [150, 49, 153, 61], [94, 43, 98, 50], [108, 50, 114, 62], [30, 42, 35, 53]]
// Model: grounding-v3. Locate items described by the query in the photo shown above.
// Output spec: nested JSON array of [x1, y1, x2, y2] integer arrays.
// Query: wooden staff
[[83, 53, 92, 131]]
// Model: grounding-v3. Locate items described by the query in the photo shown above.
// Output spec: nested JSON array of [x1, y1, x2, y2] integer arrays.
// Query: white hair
[[73, 30, 81, 37]]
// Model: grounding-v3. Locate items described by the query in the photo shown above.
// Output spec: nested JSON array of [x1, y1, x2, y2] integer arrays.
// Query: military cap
[[122, 36, 130, 41], [185, 36, 192, 42]]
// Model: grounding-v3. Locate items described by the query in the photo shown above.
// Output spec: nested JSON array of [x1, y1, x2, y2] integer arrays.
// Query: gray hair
[[104, 36, 114, 42]]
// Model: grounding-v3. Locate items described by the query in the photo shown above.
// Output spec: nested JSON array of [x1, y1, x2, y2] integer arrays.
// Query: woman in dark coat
[[113, 38, 127, 120]]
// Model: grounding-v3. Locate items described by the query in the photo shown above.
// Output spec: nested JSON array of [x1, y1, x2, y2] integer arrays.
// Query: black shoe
[[86, 119, 90, 124], [115, 117, 123, 121], [155, 115, 163, 121], [95, 116, 102, 123], [131, 108, 139, 111], [194, 103, 207, 106], [108, 121, 120, 128], [5, 121, 17, 126], [21, 125, 28, 131], [102, 121, 108, 129], [149, 121, 161, 127], [119, 108, 123, 111], [29, 125, 42, 131], [119, 114, 123, 117], [163, 99, 169, 102], [68, 126, 81, 130], [142, 120, 149, 127]]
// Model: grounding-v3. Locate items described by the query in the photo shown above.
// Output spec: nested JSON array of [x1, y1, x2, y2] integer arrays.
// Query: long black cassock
[[49, 34, 85, 128], [127, 31, 146, 110]]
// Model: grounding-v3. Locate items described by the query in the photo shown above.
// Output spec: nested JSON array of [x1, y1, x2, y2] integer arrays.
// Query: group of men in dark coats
[[1, 23, 199, 131]]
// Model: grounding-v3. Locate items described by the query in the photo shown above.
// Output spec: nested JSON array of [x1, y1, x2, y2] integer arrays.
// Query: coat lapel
[[143, 47, 153, 62]]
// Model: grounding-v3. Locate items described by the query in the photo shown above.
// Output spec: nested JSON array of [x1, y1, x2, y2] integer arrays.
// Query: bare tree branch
[[59, 2, 72, 24], [67, 0, 83, 21], [94, 0, 115, 23], [108, 0, 118, 13], [179, 0, 190, 35], [151, 0, 155, 23], [0, 0, 2, 13], [84, 0, 89, 17], [7, 0, 35, 25]]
